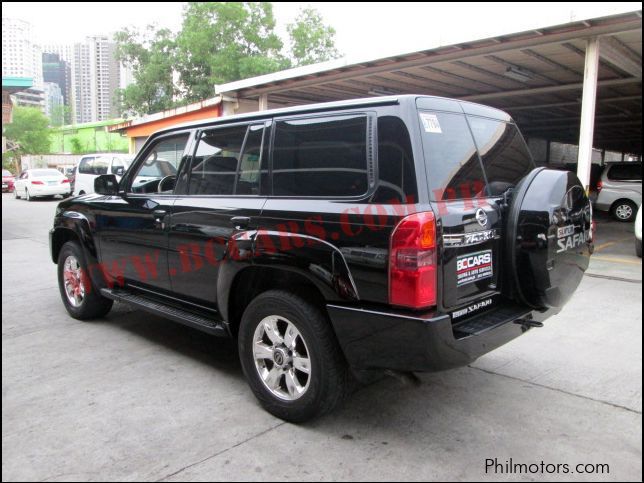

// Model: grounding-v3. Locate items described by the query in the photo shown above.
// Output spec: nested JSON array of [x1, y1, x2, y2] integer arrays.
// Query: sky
[[2, 2, 641, 61]]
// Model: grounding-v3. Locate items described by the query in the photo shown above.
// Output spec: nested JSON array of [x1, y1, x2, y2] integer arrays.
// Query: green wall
[[49, 120, 129, 154]]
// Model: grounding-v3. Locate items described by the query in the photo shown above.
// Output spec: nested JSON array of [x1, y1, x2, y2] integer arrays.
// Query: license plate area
[[456, 249, 493, 287]]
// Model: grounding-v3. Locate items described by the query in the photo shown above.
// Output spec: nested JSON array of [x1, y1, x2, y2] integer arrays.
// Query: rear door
[[417, 104, 534, 311], [168, 122, 269, 306]]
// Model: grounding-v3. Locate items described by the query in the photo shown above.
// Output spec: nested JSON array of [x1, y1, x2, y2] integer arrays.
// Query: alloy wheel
[[63, 255, 85, 307], [615, 204, 633, 220], [252, 315, 312, 401]]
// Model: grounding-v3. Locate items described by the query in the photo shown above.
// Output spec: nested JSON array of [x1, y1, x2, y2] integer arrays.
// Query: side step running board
[[100, 288, 228, 337]]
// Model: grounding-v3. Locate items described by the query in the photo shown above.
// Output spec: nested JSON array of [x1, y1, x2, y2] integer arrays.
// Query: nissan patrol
[[50, 95, 593, 422]]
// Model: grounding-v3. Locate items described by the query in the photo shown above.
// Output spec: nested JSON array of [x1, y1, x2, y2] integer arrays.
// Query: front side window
[[272, 115, 368, 197], [130, 134, 189, 193]]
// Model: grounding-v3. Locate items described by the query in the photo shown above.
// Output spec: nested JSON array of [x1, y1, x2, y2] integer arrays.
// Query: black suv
[[50, 95, 593, 422]]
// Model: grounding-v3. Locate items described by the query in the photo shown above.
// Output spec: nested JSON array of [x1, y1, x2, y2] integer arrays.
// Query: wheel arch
[[224, 266, 330, 338]]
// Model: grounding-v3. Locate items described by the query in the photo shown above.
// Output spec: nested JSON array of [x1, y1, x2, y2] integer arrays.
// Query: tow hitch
[[514, 318, 544, 330]]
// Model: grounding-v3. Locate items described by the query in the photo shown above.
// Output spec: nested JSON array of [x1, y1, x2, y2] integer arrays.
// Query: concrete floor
[[2, 193, 642, 481]]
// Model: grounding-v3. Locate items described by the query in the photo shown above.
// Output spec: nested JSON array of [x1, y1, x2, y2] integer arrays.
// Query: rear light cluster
[[389, 211, 438, 309], [62, 178, 70, 184], [31, 180, 44, 185], [597, 180, 603, 192]]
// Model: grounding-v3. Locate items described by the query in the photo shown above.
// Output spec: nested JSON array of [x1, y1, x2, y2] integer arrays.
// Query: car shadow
[[92, 303, 489, 427], [99, 303, 243, 378]]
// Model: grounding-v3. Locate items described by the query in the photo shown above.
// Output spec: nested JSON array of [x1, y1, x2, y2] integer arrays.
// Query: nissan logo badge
[[475, 209, 488, 227]]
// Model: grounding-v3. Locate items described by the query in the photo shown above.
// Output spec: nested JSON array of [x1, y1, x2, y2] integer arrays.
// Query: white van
[[73, 154, 132, 195]]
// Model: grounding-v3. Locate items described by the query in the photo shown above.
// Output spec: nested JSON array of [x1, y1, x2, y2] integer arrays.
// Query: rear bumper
[[327, 302, 558, 372], [29, 185, 71, 196]]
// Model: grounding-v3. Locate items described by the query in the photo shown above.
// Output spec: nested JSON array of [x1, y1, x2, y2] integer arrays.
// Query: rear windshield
[[418, 110, 534, 200], [607, 164, 641, 181], [31, 169, 62, 177]]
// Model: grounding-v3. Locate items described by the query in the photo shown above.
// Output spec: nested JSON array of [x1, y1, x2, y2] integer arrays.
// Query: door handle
[[153, 209, 167, 229], [231, 216, 250, 229]]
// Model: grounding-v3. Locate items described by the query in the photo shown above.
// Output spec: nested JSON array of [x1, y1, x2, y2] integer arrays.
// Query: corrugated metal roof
[[216, 10, 642, 154]]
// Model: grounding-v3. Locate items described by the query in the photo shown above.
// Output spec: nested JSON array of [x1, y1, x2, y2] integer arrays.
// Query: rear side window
[[467, 116, 534, 195], [418, 111, 485, 200], [376, 116, 417, 203], [272, 115, 368, 197], [608, 164, 641, 181], [78, 157, 97, 175], [235, 124, 267, 196], [188, 125, 246, 196]]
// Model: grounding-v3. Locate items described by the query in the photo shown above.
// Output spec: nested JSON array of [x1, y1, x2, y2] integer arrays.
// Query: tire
[[25, 188, 32, 201], [611, 200, 637, 222], [637, 238, 642, 258], [57, 241, 113, 320], [238, 290, 349, 423]]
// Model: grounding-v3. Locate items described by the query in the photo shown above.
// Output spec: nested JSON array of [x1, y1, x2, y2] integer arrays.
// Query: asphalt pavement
[[2, 193, 641, 481]]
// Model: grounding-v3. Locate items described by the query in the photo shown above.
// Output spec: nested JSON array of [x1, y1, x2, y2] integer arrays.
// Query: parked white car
[[595, 163, 642, 222], [635, 205, 642, 258], [14, 169, 71, 201], [73, 154, 132, 196]]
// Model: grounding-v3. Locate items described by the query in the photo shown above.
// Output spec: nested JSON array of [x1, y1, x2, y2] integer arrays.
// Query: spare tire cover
[[507, 168, 593, 309]]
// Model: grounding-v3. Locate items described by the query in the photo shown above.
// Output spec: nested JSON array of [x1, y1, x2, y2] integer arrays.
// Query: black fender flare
[[51, 210, 104, 288], [217, 229, 359, 322]]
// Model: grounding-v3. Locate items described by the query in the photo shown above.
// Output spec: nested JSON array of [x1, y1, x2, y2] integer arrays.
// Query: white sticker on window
[[420, 113, 442, 134]]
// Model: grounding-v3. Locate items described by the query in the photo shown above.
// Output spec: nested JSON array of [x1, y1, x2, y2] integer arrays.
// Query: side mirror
[[95, 174, 119, 195]]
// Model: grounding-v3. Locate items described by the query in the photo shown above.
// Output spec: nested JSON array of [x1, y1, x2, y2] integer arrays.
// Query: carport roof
[[216, 10, 642, 155]]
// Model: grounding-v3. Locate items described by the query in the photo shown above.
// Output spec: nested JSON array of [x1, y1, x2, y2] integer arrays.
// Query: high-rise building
[[2, 17, 45, 111], [73, 41, 92, 123], [87, 35, 120, 122], [42, 53, 72, 123], [43, 82, 64, 125], [44, 36, 121, 123]]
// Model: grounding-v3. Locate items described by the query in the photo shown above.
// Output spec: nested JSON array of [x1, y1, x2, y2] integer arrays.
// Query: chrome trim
[[443, 229, 499, 247]]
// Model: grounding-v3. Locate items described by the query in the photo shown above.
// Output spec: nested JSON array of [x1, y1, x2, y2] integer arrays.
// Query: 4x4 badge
[[475, 209, 488, 227]]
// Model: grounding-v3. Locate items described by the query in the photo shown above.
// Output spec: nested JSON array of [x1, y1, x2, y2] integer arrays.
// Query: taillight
[[597, 180, 603, 192], [31, 180, 44, 185], [61, 178, 70, 184], [389, 211, 437, 309]]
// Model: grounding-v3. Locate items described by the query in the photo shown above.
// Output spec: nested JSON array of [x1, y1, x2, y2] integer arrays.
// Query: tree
[[287, 7, 340, 67], [114, 26, 178, 116], [49, 104, 69, 127], [113, 3, 342, 114], [69, 137, 83, 154], [4, 107, 52, 170], [175, 2, 287, 101]]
